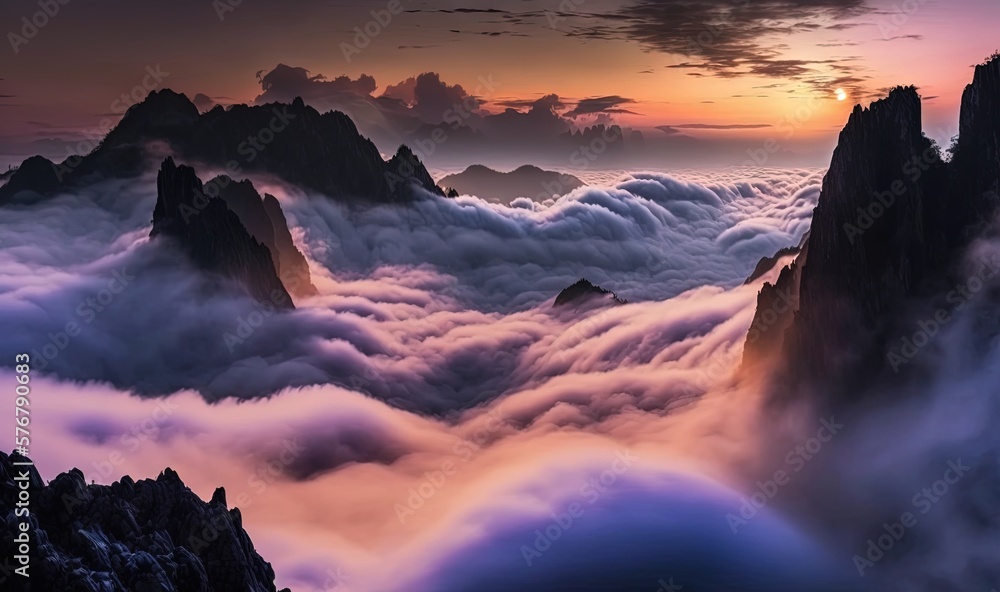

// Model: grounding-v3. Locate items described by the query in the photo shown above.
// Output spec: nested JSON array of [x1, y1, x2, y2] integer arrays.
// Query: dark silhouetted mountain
[[0, 90, 443, 205], [386, 144, 441, 199], [947, 53, 1000, 240], [561, 125, 627, 155], [438, 165, 585, 204], [554, 278, 627, 307], [262, 194, 320, 298], [0, 155, 62, 199], [0, 450, 289, 592], [192, 92, 218, 112], [744, 244, 802, 285], [217, 178, 280, 269], [0, 164, 18, 180], [216, 177, 319, 298], [746, 87, 949, 389], [742, 250, 804, 369], [152, 157, 294, 309], [745, 55, 1000, 401]]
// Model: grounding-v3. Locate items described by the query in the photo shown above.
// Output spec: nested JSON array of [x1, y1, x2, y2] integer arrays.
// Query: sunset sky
[[1, 0, 998, 167]]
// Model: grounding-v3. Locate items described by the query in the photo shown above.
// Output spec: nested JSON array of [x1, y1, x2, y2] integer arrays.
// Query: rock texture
[[261, 195, 319, 298], [0, 451, 289, 592], [0, 90, 443, 205], [743, 242, 803, 285], [948, 53, 1000, 240], [216, 178, 318, 298], [744, 55, 1000, 400], [554, 278, 627, 307], [152, 157, 294, 309]]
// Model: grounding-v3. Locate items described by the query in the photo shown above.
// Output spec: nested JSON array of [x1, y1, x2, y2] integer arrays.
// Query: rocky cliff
[[0, 451, 289, 592], [152, 157, 294, 309], [948, 54, 1000, 239], [262, 194, 320, 298], [216, 178, 318, 298], [744, 54, 1000, 401]]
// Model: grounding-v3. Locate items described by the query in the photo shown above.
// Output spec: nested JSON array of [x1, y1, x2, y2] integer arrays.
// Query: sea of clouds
[[4, 165, 999, 591], [0, 166, 819, 406]]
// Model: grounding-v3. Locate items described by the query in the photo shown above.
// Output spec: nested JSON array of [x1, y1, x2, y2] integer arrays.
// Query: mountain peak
[[106, 90, 199, 144], [841, 85, 922, 141], [152, 158, 294, 309], [554, 278, 626, 307]]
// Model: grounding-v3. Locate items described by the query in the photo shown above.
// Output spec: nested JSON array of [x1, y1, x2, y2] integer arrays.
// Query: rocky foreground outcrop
[[0, 90, 443, 205], [152, 157, 295, 309], [744, 54, 1000, 401], [0, 451, 288, 592]]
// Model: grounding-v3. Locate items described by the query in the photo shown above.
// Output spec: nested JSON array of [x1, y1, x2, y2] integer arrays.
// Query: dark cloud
[[478, 94, 572, 143], [406, 8, 510, 14], [382, 77, 418, 105], [557, 0, 872, 92], [239, 66, 650, 169], [564, 95, 638, 118], [493, 94, 567, 111], [445, 28, 530, 38], [254, 64, 377, 104], [410, 72, 481, 124]]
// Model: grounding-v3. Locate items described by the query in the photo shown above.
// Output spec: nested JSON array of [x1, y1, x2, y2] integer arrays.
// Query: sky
[[1, 0, 998, 168]]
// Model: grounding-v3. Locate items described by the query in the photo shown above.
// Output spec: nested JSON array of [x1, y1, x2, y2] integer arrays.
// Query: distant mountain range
[[438, 165, 585, 205], [0, 90, 443, 206]]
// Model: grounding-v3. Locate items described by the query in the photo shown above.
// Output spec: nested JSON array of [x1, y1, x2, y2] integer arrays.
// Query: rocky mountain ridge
[[0, 90, 443, 205], [0, 450, 289, 592]]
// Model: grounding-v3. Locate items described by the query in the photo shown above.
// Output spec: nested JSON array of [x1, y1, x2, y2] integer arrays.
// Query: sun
[[836, 88, 847, 101]]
